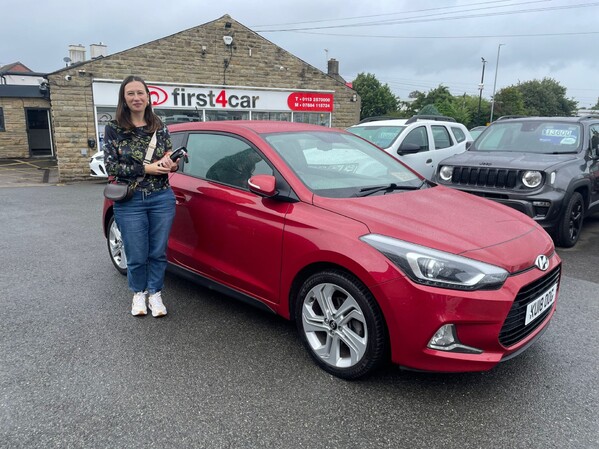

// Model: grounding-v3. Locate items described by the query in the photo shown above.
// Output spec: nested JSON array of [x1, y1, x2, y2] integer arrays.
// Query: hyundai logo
[[535, 255, 549, 271]]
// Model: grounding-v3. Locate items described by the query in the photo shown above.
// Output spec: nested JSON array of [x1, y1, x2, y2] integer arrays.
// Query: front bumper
[[447, 186, 565, 232], [372, 253, 561, 372]]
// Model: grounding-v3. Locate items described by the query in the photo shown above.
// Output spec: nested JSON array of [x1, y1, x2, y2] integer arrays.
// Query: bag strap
[[143, 131, 157, 165]]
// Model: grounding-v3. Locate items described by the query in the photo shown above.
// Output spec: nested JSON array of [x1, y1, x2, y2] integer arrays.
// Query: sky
[[2, 0, 598, 108]]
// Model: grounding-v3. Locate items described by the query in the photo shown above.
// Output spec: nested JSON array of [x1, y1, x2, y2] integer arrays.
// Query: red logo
[[148, 85, 168, 106], [287, 92, 334, 112]]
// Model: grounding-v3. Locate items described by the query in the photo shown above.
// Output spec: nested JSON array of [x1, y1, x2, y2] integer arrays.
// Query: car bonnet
[[313, 186, 554, 273], [441, 150, 579, 171]]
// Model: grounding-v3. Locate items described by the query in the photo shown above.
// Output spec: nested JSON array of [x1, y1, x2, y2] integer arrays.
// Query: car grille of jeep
[[499, 265, 561, 347], [450, 167, 519, 188]]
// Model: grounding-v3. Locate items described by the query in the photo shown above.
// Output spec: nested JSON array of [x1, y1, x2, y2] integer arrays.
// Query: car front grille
[[450, 166, 519, 189], [499, 265, 561, 347]]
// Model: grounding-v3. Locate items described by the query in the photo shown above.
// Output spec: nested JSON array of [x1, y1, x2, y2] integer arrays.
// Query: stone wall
[[47, 15, 361, 182], [0, 97, 50, 158]]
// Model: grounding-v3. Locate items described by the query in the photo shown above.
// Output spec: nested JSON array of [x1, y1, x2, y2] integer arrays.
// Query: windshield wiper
[[356, 180, 425, 197]]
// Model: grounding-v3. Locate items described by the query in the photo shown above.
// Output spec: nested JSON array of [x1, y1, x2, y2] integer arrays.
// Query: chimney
[[90, 42, 107, 59], [327, 58, 346, 83], [327, 58, 339, 76], [68, 44, 86, 63]]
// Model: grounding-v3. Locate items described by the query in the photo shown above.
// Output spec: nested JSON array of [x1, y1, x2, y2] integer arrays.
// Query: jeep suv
[[434, 116, 599, 247], [347, 115, 472, 179]]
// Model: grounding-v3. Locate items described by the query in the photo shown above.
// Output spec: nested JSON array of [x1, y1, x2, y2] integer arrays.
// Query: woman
[[104, 75, 179, 317]]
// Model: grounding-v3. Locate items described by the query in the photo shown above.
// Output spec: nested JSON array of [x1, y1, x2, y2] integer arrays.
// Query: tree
[[408, 85, 453, 114], [352, 73, 399, 120], [493, 86, 527, 119], [418, 104, 441, 116], [515, 78, 578, 117]]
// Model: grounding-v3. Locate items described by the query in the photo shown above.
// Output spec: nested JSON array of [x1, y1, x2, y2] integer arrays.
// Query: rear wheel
[[556, 192, 584, 248], [295, 270, 388, 380], [107, 215, 127, 275]]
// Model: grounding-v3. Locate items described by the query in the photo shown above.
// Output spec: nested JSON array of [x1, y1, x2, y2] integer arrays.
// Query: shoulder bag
[[103, 131, 157, 202]]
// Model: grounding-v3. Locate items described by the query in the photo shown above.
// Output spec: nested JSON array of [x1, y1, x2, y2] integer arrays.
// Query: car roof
[[494, 115, 599, 124], [167, 120, 343, 135], [350, 119, 408, 127]]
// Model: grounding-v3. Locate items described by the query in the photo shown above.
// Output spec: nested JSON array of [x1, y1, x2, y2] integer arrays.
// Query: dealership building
[[0, 15, 360, 182]]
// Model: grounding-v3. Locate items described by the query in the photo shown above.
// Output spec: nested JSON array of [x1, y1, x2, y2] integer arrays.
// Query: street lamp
[[477, 57, 487, 123], [489, 44, 505, 123]]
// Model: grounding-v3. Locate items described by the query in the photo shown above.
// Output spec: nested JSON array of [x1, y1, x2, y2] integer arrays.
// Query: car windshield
[[473, 121, 582, 154], [264, 130, 422, 198], [346, 125, 407, 149]]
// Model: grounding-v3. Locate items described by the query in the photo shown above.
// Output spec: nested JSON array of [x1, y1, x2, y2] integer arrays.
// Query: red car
[[103, 121, 561, 379]]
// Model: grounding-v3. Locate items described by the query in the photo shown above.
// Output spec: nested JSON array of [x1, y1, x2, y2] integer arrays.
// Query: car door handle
[[426, 159, 433, 164], [174, 192, 186, 204]]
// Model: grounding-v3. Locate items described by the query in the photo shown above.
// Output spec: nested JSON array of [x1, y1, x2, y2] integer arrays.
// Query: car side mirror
[[397, 142, 420, 155], [248, 174, 277, 197], [466, 141, 473, 150]]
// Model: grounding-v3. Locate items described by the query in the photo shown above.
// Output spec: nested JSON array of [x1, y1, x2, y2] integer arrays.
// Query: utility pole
[[477, 57, 487, 124], [490, 44, 505, 123]]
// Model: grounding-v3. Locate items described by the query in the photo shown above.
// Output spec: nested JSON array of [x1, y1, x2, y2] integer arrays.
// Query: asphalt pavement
[[0, 176, 597, 448]]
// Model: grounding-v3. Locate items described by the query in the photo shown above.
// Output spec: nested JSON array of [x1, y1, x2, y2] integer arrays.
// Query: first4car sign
[[92, 81, 335, 113]]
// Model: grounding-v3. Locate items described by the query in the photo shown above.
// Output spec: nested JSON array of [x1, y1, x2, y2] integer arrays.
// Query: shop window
[[0, 107, 5, 131], [252, 111, 291, 121], [205, 110, 249, 121], [293, 113, 330, 127]]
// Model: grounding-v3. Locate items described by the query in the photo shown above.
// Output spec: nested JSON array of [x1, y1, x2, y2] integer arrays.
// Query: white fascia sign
[[92, 81, 334, 112]]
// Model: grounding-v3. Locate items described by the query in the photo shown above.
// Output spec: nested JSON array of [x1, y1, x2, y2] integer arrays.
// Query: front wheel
[[107, 215, 127, 275], [295, 270, 388, 380], [556, 192, 584, 248]]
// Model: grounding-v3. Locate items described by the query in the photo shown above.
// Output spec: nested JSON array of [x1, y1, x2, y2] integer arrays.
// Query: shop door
[[26, 109, 53, 157]]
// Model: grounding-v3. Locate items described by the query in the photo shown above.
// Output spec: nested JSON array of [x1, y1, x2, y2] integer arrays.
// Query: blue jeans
[[113, 188, 176, 294]]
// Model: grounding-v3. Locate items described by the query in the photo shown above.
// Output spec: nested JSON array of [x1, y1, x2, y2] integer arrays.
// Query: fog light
[[427, 324, 483, 354]]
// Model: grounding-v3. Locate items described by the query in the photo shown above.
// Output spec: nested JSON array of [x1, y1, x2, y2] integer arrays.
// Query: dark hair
[[115, 75, 163, 132]]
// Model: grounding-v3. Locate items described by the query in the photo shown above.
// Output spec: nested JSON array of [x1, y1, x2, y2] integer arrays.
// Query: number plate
[[525, 283, 558, 326]]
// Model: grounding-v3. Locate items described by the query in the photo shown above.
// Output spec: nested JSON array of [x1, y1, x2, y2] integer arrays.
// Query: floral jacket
[[103, 120, 173, 193]]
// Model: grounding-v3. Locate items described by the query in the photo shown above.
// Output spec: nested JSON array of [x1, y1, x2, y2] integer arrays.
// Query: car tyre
[[107, 215, 127, 275], [295, 270, 388, 380], [556, 192, 584, 248]]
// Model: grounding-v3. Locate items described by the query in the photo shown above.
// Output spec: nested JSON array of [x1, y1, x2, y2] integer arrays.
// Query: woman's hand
[[144, 154, 179, 175]]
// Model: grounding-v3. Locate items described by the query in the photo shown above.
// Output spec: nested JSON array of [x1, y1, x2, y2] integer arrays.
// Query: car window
[[451, 126, 467, 143], [265, 131, 420, 198], [402, 126, 429, 152], [347, 125, 406, 149], [182, 133, 272, 189], [476, 121, 582, 153], [170, 131, 186, 149], [431, 125, 452, 149], [589, 124, 599, 155]]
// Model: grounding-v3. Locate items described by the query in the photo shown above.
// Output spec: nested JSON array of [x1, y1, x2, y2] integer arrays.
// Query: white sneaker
[[131, 291, 147, 316], [148, 291, 167, 317]]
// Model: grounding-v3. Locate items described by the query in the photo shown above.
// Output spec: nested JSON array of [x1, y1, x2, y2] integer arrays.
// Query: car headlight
[[439, 165, 453, 182], [360, 234, 508, 290], [522, 170, 542, 188]]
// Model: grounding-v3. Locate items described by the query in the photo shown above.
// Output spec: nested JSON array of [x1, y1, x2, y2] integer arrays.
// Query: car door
[[395, 125, 433, 177], [168, 131, 290, 306], [588, 124, 599, 210], [429, 124, 462, 169]]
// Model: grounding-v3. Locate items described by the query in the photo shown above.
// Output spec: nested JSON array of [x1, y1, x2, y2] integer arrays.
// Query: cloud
[[2, 0, 597, 106]]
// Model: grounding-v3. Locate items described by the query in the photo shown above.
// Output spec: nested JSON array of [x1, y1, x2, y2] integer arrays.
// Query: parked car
[[469, 126, 487, 140], [89, 150, 107, 178], [434, 115, 599, 248], [346, 115, 473, 179], [103, 120, 561, 379]]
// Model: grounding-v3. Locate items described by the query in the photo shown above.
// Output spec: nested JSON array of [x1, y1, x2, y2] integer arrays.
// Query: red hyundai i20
[[103, 121, 561, 379]]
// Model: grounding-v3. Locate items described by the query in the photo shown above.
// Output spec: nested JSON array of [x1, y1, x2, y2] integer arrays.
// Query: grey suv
[[434, 116, 599, 247]]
